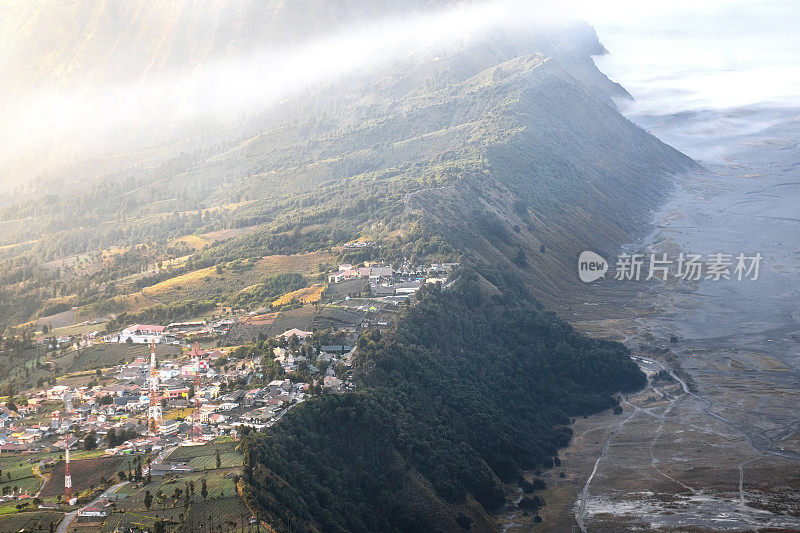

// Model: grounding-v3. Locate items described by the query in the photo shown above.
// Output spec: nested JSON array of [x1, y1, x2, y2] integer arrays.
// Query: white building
[[394, 282, 422, 296], [79, 506, 109, 517], [110, 325, 165, 344], [159, 420, 180, 435], [276, 329, 313, 341]]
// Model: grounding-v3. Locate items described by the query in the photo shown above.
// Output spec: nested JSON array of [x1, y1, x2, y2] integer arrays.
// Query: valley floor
[[496, 330, 800, 532], [498, 107, 800, 532]]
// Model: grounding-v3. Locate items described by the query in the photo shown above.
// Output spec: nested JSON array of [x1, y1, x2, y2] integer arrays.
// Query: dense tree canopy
[[242, 273, 644, 532]]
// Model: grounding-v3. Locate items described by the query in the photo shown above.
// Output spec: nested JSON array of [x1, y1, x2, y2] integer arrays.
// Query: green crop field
[[0, 457, 42, 496], [187, 452, 242, 471], [166, 439, 240, 463], [100, 467, 248, 532], [65, 343, 181, 374], [0, 510, 63, 532], [41, 456, 125, 499], [51, 439, 253, 531], [0, 343, 181, 392]]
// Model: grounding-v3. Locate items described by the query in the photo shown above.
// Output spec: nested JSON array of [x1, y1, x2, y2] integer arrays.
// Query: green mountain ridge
[[230, 9, 694, 533], [1, 4, 698, 530], [408, 55, 696, 305]]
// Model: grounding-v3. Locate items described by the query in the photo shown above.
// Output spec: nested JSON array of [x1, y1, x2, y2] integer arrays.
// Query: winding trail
[[635, 356, 800, 461], [32, 463, 47, 497], [648, 396, 696, 493], [500, 488, 524, 533], [737, 458, 761, 533], [575, 405, 638, 532]]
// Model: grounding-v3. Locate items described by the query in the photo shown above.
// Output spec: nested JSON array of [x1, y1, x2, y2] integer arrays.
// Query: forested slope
[[242, 275, 644, 532]]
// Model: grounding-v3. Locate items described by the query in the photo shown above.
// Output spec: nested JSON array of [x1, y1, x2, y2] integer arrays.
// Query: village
[[0, 260, 455, 530], [1, 336, 352, 451]]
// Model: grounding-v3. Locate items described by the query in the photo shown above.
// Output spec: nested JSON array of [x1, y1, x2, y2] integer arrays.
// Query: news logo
[[578, 251, 608, 283]]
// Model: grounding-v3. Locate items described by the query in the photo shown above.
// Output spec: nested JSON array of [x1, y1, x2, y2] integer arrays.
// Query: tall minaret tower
[[64, 433, 73, 504], [192, 343, 202, 442], [147, 341, 162, 434]]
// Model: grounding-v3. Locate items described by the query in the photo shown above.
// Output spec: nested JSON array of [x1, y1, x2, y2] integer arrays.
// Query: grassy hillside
[[0, 25, 692, 330]]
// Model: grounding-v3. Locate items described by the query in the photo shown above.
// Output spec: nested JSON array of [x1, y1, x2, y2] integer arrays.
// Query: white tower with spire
[[147, 342, 162, 434], [64, 433, 75, 504]]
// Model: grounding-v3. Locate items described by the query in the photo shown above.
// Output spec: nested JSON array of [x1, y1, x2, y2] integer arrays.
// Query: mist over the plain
[[585, 0, 800, 159]]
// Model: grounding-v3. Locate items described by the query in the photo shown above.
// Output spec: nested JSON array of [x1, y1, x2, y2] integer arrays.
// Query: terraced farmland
[[271, 284, 326, 306], [40, 456, 125, 499], [166, 439, 241, 464], [141, 252, 332, 306], [0, 456, 41, 496]]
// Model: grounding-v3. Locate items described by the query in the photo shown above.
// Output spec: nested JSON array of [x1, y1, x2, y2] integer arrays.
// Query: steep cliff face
[[405, 54, 697, 306]]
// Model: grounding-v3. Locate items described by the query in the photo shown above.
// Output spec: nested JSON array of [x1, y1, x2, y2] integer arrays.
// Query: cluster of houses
[[327, 263, 393, 284], [342, 240, 375, 249], [327, 261, 457, 299], [2, 329, 354, 458], [5, 259, 455, 478], [104, 319, 234, 345], [90, 261, 457, 352], [0, 254, 460, 516]]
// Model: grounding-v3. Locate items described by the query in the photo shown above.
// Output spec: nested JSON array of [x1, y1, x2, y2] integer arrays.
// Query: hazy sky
[[0, 1, 524, 190], [1, 0, 797, 191]]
